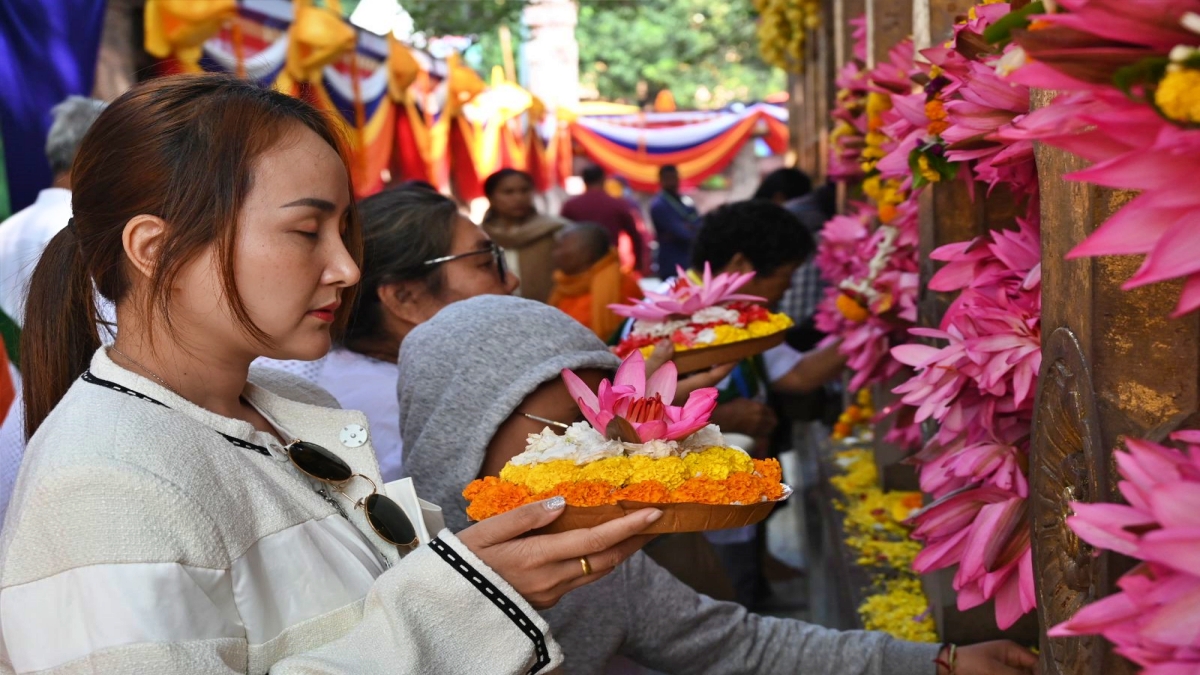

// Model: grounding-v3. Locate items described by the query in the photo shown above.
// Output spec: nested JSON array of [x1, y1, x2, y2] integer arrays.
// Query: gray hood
[[397, 295, 620, 531]]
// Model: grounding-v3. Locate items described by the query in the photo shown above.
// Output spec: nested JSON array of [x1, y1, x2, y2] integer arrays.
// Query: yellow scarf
[[549, 250, 625, 338]]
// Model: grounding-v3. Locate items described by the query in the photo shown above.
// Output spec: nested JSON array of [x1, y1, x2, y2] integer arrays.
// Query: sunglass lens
[[289, 441, 354, 482], [494, 246, 508, 282], [364, 493, 418, 547]]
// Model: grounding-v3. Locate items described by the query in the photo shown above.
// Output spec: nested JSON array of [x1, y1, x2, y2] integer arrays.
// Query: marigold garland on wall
[[754, 0, 822, 73]]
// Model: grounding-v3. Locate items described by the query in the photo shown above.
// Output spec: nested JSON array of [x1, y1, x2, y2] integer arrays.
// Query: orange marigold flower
[[760, 479, 785, 501], [754, 458, 783, 484], [725, 472, 766, 504], [543, 480, 617, 507], [669, 477, 729, 505], [464, 477, 533, 521], [613, 480, 672, 503]]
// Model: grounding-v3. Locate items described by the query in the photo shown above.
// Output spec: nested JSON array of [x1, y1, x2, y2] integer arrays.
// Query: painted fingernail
[[544, 496, 566, 511], [644, 509, 663, 523]]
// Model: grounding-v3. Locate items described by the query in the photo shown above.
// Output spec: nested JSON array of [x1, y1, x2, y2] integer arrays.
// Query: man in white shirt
[[0, 96, 106, 337], [0, 95, 106, 526]]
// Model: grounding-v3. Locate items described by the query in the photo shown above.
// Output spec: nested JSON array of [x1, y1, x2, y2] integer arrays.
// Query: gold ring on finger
[[580, 556, 593, 576]]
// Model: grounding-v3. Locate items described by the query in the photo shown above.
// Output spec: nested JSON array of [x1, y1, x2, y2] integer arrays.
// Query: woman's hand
[[457, 497, 661, 609], [644, 341, 737, 405], [941, 641, 1039, 675]]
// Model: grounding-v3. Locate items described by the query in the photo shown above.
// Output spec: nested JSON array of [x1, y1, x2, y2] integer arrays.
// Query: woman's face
[[175, 126, 360, 362], [403, 214, 521, 325], [480, 369, 609, 478], [489, 174, 535, 222]]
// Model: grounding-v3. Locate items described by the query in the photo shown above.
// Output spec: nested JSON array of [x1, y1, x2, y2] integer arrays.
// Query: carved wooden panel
[[1030, 327, 1108, 675]]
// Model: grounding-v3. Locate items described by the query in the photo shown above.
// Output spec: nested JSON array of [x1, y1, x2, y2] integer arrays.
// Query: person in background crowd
[[0, 96, 108, 526], [399, 295, 1039, 675], [548, 222, 643, 340], [316, 185, 519, 480], [481, 168, 564, 303], [604, 175, 655, 277], [753, 166, 813, 206], [689, 200, 848, 609], [1, 74, 660, 674], [0, 96, 107, 347], [649, 164, 702, 277], [561, 166, 646, 273]]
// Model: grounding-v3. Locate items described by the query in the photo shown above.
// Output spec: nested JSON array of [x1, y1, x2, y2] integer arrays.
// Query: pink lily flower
[[562, 350, 718, 443], [609, 262, 764, 322]]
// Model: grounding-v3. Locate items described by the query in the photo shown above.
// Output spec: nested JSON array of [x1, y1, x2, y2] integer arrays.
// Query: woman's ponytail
[[20, 222, 100, 440]]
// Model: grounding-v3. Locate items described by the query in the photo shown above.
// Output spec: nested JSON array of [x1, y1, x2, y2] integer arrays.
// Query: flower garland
[[999, 0, 1200, 316], [830, 447, 938, 643], [829, 15, 870, 181], [1048, 432, 1200, 673], [883, 2, 1042, 631], [816, 0, 1043, 629], [815, 36, 923, 428], [754, 0, 822, 73]]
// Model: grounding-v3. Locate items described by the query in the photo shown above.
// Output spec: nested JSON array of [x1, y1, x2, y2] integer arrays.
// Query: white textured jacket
[[0, 348, 562, 674]]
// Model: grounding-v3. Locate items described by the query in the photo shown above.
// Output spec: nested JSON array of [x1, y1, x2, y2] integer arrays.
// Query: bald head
[[553, 222, 613, 275]]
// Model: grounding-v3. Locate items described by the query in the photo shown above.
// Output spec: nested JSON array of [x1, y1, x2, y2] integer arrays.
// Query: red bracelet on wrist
[[933, 643, 957, 674]]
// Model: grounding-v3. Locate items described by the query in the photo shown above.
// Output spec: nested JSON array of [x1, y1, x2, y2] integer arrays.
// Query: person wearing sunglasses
[[0, 75, 661, 675], [398, 295, 1040, 675]]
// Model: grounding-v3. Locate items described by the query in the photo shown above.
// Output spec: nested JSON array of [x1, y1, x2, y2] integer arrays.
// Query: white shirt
[[255, 350, 405, 483], [0, 188, 72, 325], [314, 349, 404, 482]]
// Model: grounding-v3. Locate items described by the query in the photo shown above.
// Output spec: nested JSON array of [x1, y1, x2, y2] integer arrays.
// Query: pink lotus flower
[[609, 263, 763, 322], [562, 350, 718, 443], [1049, 433, 1200, 673], [910, 485, 1035, 629]]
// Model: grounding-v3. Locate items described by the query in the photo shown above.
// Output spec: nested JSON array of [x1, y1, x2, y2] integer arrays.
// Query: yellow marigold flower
[[1155, 68, 1200, 124], [507, 460, 581, 493], [917, 155, 942, 183], [858, 578, 938, 643], [862, 175, 882, 200], [578, 456, 634, 486], [866, 92, 892, 117], [836, 293, 870, 322], [683, 446, 755, 480], [628, 455, 688, 490]]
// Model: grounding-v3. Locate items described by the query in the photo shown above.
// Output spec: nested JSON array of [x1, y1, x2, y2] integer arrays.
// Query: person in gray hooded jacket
[[398, 295, 1039, 675]]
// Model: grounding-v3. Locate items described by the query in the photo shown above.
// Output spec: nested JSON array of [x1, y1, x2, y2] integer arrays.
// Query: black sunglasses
[[286, 440, 418, 550], [423, 241, 508, 284]]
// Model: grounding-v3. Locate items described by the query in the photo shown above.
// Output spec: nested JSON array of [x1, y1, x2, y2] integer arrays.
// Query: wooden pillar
[[1029, 89, 1200, 675], [787, 72, 805, 167], [866, 0, 912, 69]]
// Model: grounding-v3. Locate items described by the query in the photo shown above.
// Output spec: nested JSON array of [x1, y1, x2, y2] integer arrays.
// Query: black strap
[[80, 370, 271, 456], [428, 537, 551, 674]]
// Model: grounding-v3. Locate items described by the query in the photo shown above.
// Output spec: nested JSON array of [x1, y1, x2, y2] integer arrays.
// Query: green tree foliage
[[575, 0, 783, 108], [406, 0, 782, 109], [402, 0, 527, 39]]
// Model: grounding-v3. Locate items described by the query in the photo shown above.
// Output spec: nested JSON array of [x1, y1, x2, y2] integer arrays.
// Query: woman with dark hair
[[481, 168, 565, 303], [311, 185, 518, 480], [0, 75, 660, 674]]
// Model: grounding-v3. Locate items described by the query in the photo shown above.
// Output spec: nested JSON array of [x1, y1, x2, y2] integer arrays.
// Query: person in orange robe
[[548, 222, 643, 341]]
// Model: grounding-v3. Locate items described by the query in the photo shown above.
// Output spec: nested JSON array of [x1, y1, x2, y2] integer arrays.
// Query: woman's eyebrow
[[280, 197, 337, 213]]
